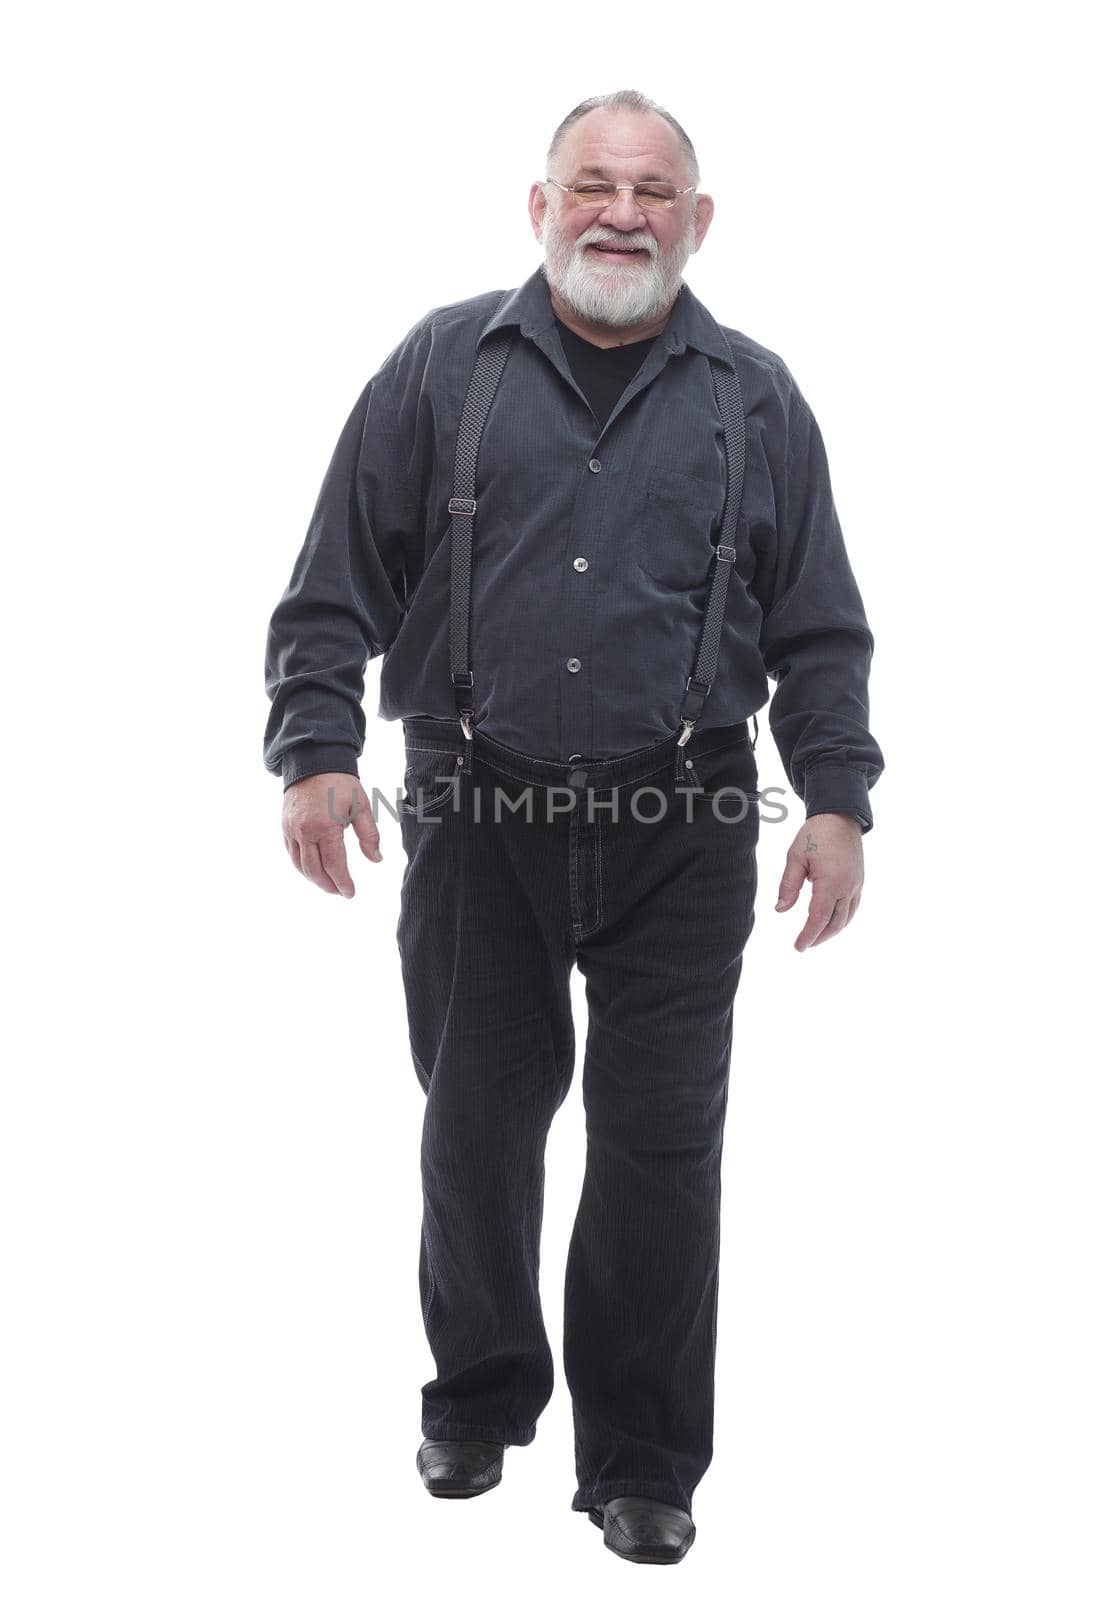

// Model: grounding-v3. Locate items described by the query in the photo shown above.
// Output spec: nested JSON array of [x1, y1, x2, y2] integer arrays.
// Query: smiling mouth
[[588, 242, 648, 258]]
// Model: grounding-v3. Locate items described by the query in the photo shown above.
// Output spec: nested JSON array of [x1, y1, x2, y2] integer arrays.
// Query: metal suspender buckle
[[715, 543, 737, 562], [448, 497, 477, 516]]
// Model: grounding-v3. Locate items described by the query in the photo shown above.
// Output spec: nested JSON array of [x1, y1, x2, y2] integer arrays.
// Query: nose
[[599, 188, 647, 225]]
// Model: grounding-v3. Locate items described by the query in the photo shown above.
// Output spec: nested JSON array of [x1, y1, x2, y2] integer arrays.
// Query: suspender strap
[[448, 323, 516, 736], [676, 354, 747, 745]]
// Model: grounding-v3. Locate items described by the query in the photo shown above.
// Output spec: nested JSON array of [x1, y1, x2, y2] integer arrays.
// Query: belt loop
[[674, 728, 697, 787]]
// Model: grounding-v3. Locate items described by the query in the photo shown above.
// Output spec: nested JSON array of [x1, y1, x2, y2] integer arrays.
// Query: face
[[529, 109, 713, 329]]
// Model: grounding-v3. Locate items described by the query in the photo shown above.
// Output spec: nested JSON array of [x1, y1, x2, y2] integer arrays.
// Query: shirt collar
[[479, 262, 735, 368]]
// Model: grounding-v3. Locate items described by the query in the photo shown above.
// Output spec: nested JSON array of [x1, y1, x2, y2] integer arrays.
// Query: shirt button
[[568, 753, 582, 762], [587, 458, 602, 473], [573, 556, 588, 571], [566, 657, 582, 673]]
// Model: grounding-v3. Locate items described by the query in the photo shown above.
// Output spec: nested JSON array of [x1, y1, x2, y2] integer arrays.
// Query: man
[[264, 89, 884, 1565]]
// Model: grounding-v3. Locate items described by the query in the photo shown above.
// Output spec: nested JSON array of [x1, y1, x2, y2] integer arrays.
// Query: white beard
[[539, 207, 697, 329]]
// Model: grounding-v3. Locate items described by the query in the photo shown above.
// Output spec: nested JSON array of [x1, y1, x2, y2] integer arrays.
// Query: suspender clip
[[448, 497, 477, 516], [452, 669, 475, 738], [677, 676, 712, 744]]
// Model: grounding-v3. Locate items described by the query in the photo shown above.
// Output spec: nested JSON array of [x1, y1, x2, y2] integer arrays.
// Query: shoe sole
[[587, 1507, 695, 1564], [422, 1477, 501, 1498]]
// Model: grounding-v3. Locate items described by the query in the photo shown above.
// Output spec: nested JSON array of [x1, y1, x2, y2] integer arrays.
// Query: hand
[[775, 813, 864, 951], [281, 772, 382, 898]]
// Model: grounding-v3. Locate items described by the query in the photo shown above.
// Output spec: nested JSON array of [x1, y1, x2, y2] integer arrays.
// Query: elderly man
[[264, 88, 884, 1565]]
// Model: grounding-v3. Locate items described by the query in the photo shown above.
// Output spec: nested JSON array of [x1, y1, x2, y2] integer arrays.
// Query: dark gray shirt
[[263, 264, 884, 830]]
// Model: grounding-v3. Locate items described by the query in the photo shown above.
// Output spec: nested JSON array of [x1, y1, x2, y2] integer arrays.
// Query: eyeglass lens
[[572, 182, 681, 210]]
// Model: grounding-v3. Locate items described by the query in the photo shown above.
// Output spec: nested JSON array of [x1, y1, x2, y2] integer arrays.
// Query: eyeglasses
[[543, 178, 696, 211]]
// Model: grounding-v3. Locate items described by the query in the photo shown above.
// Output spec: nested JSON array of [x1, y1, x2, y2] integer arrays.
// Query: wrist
[[807, 809, 865, 831]]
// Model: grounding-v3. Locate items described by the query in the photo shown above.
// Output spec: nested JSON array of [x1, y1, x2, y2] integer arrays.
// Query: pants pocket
[[680, 736, 759, 818], [402, 743, 466, 816]]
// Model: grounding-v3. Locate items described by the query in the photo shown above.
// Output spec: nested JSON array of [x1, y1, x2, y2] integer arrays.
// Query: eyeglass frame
[[542, 177, 697, 210]]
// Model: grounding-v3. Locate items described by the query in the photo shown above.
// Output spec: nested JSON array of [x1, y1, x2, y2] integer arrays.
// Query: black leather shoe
[[588, 1496, 696, 1563], [415, 1438, 505, 1498]]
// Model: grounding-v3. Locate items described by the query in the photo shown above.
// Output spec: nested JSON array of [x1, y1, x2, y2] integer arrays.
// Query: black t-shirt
[[553, 314, 658, 430]]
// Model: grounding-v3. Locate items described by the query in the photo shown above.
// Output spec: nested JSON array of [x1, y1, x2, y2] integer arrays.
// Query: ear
[[693, 191, 714, 251], [528, 181, 550, 242]]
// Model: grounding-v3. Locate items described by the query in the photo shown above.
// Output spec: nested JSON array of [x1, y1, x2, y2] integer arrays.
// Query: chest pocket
[[635, 464, 723, 590]]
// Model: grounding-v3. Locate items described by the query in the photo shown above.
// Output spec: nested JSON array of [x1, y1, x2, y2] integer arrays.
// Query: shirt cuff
[[802, 762, 874, 835], [281, 745, 361, 791]]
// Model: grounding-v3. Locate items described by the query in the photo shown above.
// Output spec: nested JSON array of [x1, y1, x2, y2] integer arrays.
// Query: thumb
[[351, 791, 383, 862], [776, 854, 807, 911]]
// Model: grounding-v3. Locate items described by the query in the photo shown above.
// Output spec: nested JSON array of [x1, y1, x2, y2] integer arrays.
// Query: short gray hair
[[546, 89, 700, 190]]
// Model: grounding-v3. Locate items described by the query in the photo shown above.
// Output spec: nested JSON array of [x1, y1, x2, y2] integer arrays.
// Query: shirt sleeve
[[263, 364, 416, 789], [756, 378, 885, 834]]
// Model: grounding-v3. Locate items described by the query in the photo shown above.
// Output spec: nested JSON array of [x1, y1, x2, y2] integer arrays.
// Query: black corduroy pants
[[394, 713, 760, 1517]]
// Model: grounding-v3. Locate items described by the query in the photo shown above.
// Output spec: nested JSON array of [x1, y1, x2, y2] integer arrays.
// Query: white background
[[3, 3, 1103, 1595]]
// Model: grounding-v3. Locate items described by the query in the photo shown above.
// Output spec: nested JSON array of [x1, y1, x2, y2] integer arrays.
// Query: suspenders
[[446, 317, 748, 752], [678, 354, 746, 745], [447, 325, 515, 741]]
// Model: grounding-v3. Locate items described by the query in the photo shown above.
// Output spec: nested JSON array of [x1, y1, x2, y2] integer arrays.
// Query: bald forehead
[[554, 110, 689, 185]]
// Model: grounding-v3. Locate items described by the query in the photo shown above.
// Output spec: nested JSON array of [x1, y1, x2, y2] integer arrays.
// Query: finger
[[805, 896, 852, 950], [286, 835, 303, 875], [299, 839, 338, 894], [318, 830, 355, 898], [351, 797, 383, 862], [795, 891, 843, 951]]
